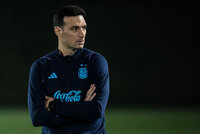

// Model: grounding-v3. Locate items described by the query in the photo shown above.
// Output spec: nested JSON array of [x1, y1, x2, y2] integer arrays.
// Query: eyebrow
[[70, 24, 87, 28]]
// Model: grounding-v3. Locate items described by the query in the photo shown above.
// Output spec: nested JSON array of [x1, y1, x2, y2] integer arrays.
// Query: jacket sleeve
[[28, 61, 76, 127], [50, 53, 110, 120]]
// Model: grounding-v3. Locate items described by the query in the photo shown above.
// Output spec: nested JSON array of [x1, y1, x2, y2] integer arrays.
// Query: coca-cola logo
[[54, 90, 81, 102]]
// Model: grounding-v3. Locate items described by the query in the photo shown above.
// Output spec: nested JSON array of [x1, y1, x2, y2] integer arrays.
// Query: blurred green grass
[[0, 107, 200, 134]]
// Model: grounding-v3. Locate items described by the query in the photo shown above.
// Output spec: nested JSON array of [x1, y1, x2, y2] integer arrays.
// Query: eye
[[82, 26, 87, 30], [71, 26, 79, 31]]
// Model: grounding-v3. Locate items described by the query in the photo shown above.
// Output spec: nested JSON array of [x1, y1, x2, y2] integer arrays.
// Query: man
[[28, 5, 110, 134]]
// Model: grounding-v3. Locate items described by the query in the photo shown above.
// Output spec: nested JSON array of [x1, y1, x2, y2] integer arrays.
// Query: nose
[[79, 28, 86, 38]]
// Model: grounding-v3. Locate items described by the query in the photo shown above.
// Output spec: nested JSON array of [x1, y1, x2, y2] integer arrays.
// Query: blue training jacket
[[27, 48, 110, 134]]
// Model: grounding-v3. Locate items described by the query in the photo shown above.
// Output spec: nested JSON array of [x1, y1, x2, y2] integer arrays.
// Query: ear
[[54, 26, 62, 36]]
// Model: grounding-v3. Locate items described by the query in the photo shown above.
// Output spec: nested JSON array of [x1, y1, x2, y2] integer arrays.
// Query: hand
[[45, 96, 54, 111], [84, 84, 96, 101]]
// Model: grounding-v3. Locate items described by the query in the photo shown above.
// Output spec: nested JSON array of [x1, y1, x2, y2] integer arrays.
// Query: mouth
[[77, 40, 84, 42], [77, 40, 85, 45]]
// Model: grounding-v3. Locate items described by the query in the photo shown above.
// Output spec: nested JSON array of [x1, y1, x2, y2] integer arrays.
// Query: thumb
[[45, 96, 49, 99]]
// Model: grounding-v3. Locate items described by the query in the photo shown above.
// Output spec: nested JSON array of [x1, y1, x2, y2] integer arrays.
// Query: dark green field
[[0, 107, 200, 134]]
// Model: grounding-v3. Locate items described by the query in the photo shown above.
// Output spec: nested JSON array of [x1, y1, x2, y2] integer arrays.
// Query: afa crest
[[78, 64, 88, 79]]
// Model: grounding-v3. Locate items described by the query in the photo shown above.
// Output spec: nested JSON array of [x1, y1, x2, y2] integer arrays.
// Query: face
[[55, 15, 87, 50]]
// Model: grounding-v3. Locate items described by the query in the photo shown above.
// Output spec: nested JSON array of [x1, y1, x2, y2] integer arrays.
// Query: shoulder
[[82, 48, 107, 62], [81, 48, 108, 67], [30, 50, 56, 70], [81, 48, 97, 58]]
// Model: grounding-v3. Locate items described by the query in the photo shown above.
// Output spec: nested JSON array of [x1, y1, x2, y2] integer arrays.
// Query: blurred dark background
[[0, 0, 199, 108]]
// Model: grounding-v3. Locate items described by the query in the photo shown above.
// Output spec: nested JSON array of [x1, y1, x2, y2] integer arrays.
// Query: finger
[[85, 87, 96, 101], [85, 86, 95, 101], [89, 92, 96, 101], [45, 96, 49, 99], [91, 84, 95, 88], [89, 84, 95, 90], [45, 100, 48, 109], [89, 85, 96, 93], [92, 84, 95, 88], [86, 86, 96, 99], [50, 97, 54, 101], [86, 85, 96, 98], [85, 84, 96, 101]]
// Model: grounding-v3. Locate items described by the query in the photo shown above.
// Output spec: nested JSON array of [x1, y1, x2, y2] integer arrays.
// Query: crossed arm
[[28, 54, 109, 127], [45, 84, 97, 111]]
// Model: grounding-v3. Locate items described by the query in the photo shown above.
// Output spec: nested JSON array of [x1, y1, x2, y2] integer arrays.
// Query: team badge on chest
[[78, 64, 88, 79]]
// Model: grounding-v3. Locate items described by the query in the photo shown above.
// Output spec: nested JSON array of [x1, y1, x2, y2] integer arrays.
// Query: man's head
[[53, 5, 87, 51]]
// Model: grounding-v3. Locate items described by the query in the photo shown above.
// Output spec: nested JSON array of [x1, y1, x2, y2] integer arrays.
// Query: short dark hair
[[53, 5, 86, 27]]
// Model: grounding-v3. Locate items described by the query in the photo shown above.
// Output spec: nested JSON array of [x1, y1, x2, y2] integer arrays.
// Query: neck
[[58, 43, 77, 57]]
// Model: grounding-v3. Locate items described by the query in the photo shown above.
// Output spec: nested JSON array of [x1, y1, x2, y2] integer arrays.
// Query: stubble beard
[[67, 43, 84, 52]]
